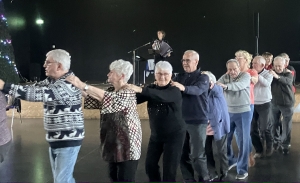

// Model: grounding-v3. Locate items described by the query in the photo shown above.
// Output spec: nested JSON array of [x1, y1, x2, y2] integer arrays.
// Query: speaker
[[254, 12, 259, 38], [29, 63, 41, 82]]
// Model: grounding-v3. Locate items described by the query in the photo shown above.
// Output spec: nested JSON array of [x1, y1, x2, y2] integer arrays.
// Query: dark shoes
[[219, 172, 228, 181], [282, 148, 290, 155]]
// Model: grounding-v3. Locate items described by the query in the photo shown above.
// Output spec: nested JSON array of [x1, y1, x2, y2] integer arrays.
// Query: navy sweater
[[173, 69, 209, 124]]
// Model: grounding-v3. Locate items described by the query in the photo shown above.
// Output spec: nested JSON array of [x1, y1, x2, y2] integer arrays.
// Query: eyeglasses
[[44, 60, 57, 65], [155, 72, 170, 77], [181, 59, 191, 63]]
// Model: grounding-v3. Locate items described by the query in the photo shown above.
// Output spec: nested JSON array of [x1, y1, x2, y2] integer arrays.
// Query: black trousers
[[145, 130, 185, 182], [251, 102, 273, 153], [205, 135, 228, 176], [108, 160, 138, 182]]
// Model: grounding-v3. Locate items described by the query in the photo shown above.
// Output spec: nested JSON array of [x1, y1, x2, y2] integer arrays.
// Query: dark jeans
[[0, 140, 12, 163], [146, 130, 185, 182], [251, 102, 273, 153], [109, 160, 138, 182], [180, 124, 210, 181], [271, 104, 294, 149], [205, 135, 228, 177]]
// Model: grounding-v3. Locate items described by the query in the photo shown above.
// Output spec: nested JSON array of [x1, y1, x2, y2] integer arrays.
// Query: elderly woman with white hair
[[66, 59, 142, 182], [202, 71, 230, 181], [127, 61, 186, 182]]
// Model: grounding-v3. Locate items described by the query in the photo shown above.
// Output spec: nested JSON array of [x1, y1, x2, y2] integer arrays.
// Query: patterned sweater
[[2, 71, 85, 148]]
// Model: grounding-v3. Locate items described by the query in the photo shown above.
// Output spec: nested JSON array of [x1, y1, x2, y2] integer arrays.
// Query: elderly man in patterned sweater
[[0, 49, 84, 183]]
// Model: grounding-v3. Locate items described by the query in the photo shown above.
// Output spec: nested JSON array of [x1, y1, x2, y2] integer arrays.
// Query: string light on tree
[[0, 0, 20, 83]]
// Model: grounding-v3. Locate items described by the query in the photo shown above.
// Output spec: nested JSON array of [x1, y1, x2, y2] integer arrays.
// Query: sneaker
[[253, 153, 263, 158], [236, 172, 248, 180], [248, 153, 255, 167], [282, 148, 289, 155], [228, 162, 237, 170]]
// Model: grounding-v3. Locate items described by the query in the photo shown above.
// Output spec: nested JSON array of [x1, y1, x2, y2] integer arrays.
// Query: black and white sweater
[[2, 71, 84, 148]]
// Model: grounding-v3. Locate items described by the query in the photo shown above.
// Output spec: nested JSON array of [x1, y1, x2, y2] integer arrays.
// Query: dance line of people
[[0, 48, 296, 182]]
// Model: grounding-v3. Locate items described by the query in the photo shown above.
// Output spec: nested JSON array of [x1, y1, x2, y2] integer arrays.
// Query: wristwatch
[[83, 84, 89, 91]]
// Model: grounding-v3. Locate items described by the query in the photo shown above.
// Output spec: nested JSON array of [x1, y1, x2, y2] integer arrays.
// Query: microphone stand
[[128, 42, 151, 85]]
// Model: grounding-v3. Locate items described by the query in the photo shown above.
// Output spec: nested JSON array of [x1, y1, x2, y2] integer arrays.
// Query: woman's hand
[[66, 75, 85, 90], [126, 84, 143, 93]]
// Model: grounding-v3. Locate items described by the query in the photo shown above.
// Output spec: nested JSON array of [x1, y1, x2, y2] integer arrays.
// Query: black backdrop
[[3, 0, 300, 83]]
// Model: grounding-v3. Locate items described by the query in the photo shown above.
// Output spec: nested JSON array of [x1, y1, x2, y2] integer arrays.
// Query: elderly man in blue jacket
[[202, 71, 230, 181], [172, 50, 212, 182]]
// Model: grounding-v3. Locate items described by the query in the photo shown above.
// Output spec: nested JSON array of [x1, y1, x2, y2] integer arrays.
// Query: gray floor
[[1, 118, 300, 182]]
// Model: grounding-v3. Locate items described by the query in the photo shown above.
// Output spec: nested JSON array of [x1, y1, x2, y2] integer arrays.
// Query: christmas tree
[[0, 0, 19, 83]]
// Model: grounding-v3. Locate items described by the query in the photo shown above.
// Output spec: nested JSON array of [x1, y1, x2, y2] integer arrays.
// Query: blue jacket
[[173, 69, 209, 124], [208, 84, 230, 140]]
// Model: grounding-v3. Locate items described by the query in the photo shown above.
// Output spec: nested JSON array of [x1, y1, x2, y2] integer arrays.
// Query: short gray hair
[[155, 61, 173, 74], [184, 50, 200, 60], [254, 56, 266, 65], [273, 56, 286, 65], [202, 71, 216, 83], [226, 59, 240, 67], [46, 49, 71, 71], [109, 59, 133, 82]]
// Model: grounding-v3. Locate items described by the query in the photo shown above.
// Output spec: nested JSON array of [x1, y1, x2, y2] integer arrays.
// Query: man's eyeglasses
[[44, 60, 57, 65], [155, 72, 170, 77], [181, 59, 191, 63]]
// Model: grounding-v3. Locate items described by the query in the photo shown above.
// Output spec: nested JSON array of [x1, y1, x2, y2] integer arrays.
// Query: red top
[[247, 69, 258, 104]]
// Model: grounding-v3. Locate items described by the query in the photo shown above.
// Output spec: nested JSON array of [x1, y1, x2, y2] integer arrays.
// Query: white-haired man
[[217, 59, 251, 180], [269, 56, 295, 155], [251, 56, 273, 158], [0, 49, 84, 183], [172, 50, 213, 182]]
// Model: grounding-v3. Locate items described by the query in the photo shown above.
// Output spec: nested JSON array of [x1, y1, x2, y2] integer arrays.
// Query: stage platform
[[6, 84, 300, 122]]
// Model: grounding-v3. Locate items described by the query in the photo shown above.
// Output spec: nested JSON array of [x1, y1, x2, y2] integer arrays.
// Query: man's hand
[[66, 75, 85, 89], [251, 76, 258, 85], [0, 79, 5, 90], [171, 81, 185, 91], [216, 82, 227, 90], [269, 70, 280, 79]]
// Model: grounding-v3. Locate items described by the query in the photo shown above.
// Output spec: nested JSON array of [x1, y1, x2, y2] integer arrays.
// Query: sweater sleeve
[[217, 74, 227, 84], [141, 86, 181, 103], [227, 72, 250, 91], [3, 83, 47, 102], [258, 72, 273, 87], [183, 74, 209, 96], [136, 93, 148, 104], [278, 72, 293, 85]]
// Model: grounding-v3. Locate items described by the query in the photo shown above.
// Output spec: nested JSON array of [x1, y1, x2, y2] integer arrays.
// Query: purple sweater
[[0, 92, 11, 146]]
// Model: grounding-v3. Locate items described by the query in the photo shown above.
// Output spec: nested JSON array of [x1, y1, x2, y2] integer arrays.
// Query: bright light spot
[[36, 19, 44, 25]]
